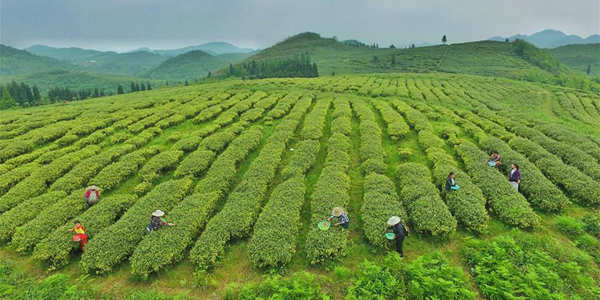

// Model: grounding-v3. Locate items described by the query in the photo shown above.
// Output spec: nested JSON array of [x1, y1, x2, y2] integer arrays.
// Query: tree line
[[0, 81, 153, 110], [227, 54, 318, 79]]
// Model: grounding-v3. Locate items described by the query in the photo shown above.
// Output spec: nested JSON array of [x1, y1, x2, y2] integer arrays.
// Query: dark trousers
[[396, 235, 405, 256]]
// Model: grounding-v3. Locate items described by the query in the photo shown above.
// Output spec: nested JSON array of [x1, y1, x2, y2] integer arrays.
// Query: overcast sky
[[1, 0, 598, 52]]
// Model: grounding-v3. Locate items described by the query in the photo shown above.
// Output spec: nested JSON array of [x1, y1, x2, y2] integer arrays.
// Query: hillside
[[0, 72, 599, 299], [0, 69, 164, 94], [490, 29, 600, 48], [26, 45, 105, 62], [145, 50, 250, 80], [80, 51, 168, 75], [549, 44, 600, 75], [0, 45, 72, 76], [26, 45, 168, 76], [151, 42, 256, 56], [220, 32, 572, 82]]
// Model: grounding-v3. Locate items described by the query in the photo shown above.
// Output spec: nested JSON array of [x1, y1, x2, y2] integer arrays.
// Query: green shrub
[[301, 97, 332, 140], [235, 272, 327, 300], [139, 150, 184, 182], [191, 98, 311, 271], [33, 194, 137, 269], [582, 213, 600, 237], [462, 232, 600, 299], [402, 252, 476, 300], [345, 259, 402, 299], [361, 173, 407, 248], [556, 216, 585, 237], [0, 191, 67, 243], [508, 137, 600, 206], [81, 179, 193, 274], [456, 141, 539, 228], [373, 101, 409, 139], [130, 127, 264, 277], [397, 163, 456, 236], [174, 150, 216, 178], [479, 136, 570, 212]]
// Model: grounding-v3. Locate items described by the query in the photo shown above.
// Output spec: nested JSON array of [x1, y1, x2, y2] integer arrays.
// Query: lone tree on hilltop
[[442, 35, 447, 44]]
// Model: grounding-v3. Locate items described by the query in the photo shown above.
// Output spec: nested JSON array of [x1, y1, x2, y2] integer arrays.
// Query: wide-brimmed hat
[[86, 185, 100, 191], [332, 207, 344, 217], [387, 216, 401, 226], [152, 210, 165, 217]]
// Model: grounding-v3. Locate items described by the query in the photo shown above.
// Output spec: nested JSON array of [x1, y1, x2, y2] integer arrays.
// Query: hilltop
[[218, 32, 573, 84], [549, 43, 600, 75], [145, 50, 251, 80], [490, 29, 600, 48], [0, 45, 73, 76]]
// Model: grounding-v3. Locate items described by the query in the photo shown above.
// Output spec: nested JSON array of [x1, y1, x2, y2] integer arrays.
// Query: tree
[[228, 64, 235, 76], [391, 55, 396, 67], [147, 83, 152, 90], [505, 38, 510, 43], [442, 35, 447, 44], [207, 71, 212, 78], [0, 86, 17, 109], [32, 85, 41, 103], [184, 80, 189, 86], [93, 88, 100, 98], [411, 44, 416, 49], [372, 56, 379, 63], [140, 83, 146, 91], [390, 44, 396, 49], [130, 82, 136, 93], [117, 85, 124, 94], [587, 64, 592, 75]]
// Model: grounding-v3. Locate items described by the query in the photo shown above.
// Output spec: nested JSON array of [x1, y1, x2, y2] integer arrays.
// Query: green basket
[[318, 220, 330, 231], [385, 232, 395, 240]]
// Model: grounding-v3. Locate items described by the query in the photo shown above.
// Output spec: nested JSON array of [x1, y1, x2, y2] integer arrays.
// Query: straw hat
[[387, 216, 401, 226], [152, 210, 165, 217], [332, 207, 344, 217], [87, 185, 100, 191]]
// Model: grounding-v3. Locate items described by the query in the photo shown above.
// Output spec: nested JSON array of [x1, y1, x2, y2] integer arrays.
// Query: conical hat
[[332, 207, 344, 217], [387, 216, 401, 226], [152, 210, 165, 217], [87, 185, 100, 191]]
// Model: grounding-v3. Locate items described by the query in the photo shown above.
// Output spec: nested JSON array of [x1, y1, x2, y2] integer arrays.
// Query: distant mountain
[[549, 44, 600, 75], [26, 45, 105, 61], [490, 29, 600, 48], [145, 50, 251, 80], [25, 45, 168, 76], [149, 42, 256, 56], [0, 44, 72, 76]]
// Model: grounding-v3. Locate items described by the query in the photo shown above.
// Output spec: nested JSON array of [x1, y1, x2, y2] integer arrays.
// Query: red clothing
[[72, 224, 88, 251], [85, 190, 98, 198]]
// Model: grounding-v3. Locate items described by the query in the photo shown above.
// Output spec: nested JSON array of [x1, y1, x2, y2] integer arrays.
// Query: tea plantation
[[1, 73, 599, 299]]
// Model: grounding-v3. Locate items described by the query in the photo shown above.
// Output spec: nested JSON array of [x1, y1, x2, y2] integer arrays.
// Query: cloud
[[1, 0, 598, 51]]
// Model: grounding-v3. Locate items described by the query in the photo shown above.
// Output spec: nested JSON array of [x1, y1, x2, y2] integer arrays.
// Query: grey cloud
[[1, 0, 598, 51]]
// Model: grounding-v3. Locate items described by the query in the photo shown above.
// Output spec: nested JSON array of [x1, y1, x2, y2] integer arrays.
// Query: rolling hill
[[26, 45, 105, 62], [218, 32, 571, 82], [0, 45, 73, 76], [490, 29, 600, 48], [145, 50, 251, 80], [549, 44, 600, 75], [26, 45, 168, 76], [146, 42, 256, 56]]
